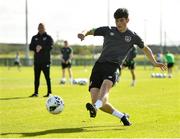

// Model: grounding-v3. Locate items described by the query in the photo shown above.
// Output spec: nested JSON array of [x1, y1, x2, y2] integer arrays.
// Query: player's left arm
[[69, 51, 73, 60], [142, 45, 167, 71], [43, 36, 54, 51], [66, 49, 73, 63]]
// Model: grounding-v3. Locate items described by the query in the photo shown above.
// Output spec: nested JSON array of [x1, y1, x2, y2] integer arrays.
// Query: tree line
[[0, 41, 179, 56]]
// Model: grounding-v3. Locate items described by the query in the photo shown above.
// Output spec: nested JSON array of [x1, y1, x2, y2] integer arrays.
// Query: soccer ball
[[163, 73, 167, 78], [155, 73, 160, 78], [46, 95, 64, 114], [151, 73, 155, 78]]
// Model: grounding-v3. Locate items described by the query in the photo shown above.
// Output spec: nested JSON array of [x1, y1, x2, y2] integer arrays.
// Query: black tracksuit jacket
[[29, 32, 53, 64]]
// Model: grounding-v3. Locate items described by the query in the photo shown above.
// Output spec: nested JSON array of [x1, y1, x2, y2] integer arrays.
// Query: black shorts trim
[[14, 61, 21, 66], [89, 62, 120, 91], [123, 60, 135, 70], [167, 63, 174, 68], [61, 62, 72, 69]]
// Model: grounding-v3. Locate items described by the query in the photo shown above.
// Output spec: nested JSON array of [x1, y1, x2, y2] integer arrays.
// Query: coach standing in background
[[29, 23, 54, 97]]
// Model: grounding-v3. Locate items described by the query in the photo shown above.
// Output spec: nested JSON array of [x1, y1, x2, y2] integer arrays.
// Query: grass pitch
[[0, 65, 180, 138]]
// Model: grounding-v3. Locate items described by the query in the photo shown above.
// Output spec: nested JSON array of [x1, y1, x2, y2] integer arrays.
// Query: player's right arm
[[77, 29, 95, 41], [29, 36, 42, 53], [78, 27, 109, 41], [29, 36, 36, 51]]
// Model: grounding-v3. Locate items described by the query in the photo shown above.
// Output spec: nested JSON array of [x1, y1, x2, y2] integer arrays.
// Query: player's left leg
[[89, 80, 131, 126], [129, 61, 136, 86], [130, 69, 135, 86], [168, 67, 172, 78], [167, 63, 173, 78], [99, 94, 131, 126], [60, 66, 66, 84], [62, 68, 66, 80], [17, 63, 21, 71], [68, 65, 73, 84]]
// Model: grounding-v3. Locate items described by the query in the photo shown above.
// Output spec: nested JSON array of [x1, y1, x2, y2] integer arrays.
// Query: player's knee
[[102, 80, 113, 88], [103, 95, 109, 104]]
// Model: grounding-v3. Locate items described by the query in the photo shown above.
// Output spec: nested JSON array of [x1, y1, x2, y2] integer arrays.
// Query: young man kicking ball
[[77, 8, 167, 126]]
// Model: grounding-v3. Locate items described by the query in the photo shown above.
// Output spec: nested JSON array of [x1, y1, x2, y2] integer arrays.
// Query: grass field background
[[0, 65, 180, 138]]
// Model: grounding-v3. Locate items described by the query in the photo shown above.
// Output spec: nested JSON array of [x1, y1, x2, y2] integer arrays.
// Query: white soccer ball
[[151, 73, 155, 78], [155, 73, 160, 78], [46, 95, 64, 114], [158, 73, 163, 78], [163, 73, 167, 78]]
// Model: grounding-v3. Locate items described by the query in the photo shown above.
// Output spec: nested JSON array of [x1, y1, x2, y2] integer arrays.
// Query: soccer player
[[77, 8, 167, 126], [122, 46, 137, 86], [156, 52, 164, 63], [60, 40, 73, 84], [14, 51, 21, 71], [29, 23, 54, 97], [164, 51, 175, 78]]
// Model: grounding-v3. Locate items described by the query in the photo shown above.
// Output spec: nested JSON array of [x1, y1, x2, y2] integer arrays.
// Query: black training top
[[61, 47, 73, 61], [94, 26, 144, 65], [29, 32, 53, 64], [125, 46, 137, 61]]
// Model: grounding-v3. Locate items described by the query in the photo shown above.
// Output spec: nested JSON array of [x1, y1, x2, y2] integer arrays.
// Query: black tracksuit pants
[[34, 63, 51, 94]]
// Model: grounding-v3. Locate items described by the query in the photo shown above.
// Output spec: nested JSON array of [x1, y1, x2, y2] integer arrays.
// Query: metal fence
[[0, 57, 152, 67]]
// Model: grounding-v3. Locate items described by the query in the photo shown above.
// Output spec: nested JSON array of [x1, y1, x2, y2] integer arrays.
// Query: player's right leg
[[86, 88, 99, 118], [68, 67, 73, 84], [30, 64, 41, 97], [86, 62, 102, 118]]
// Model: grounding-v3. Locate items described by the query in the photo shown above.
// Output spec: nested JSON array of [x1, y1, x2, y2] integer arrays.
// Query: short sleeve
[[94, 26, 109, 37], [60, 48, 63, 54], [69, 48, 73, 54], [133, 32, 144, 49]]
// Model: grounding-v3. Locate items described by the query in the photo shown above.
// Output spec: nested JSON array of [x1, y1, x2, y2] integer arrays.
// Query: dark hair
[[114, 8, 129, 19], [39, 23, 45, 27]]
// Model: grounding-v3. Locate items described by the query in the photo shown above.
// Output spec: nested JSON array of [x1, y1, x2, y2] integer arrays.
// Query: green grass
[[0, 65, 180, 138]]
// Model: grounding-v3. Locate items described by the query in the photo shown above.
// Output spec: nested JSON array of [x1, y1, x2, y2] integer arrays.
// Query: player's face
[[64, 41, 68, 47], [115, 18, 129, 32], [38, 24, 45, 34]]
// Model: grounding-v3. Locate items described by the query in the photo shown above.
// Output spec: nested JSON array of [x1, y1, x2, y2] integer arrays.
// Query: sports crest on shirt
[[110, 32, 115, 36], [43, 37, 47, 41], [125, 36, 131, 42]]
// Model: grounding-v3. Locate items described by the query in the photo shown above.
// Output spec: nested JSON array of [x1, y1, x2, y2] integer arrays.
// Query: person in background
[[122, 46, 137, 86], [14, 51, 21, 71], [60, 40, 73, 84], [29, 23, 53, 97], [164, 51, 175, 78], [156, 52, 164, 63]]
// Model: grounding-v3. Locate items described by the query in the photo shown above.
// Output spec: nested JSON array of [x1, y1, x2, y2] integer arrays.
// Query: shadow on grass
[[1, 128, 84, 137], [0, 125, 124, 137], [0, 96, 30, 100]]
